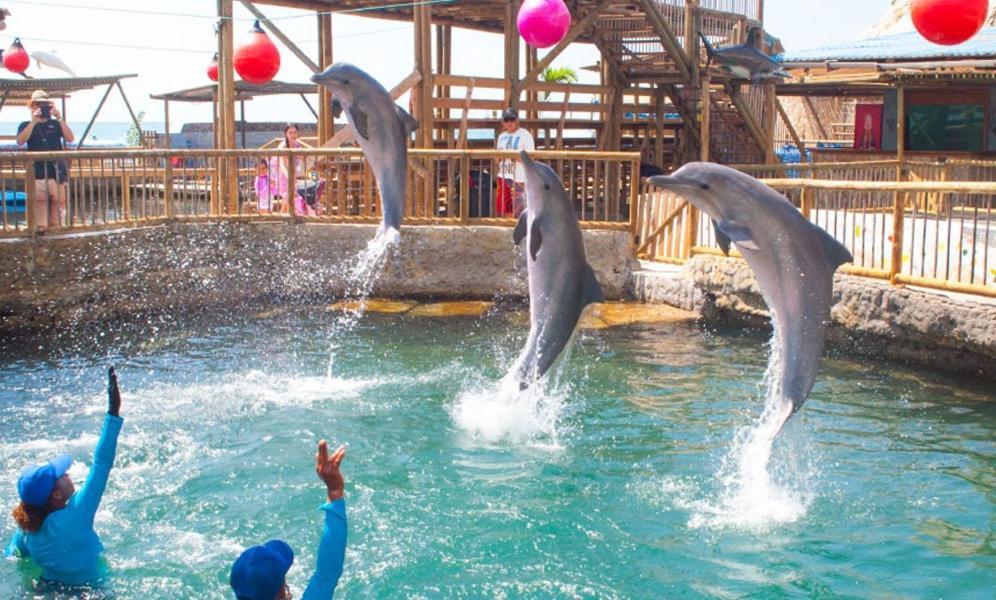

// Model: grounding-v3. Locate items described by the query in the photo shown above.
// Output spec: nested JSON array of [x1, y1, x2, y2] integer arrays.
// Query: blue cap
[[17, 454, 72, 507], [230, 539, 294, 600]]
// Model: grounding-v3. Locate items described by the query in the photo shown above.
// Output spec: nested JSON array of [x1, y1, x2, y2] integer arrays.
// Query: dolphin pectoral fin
[[529, 221, 543, 262], [396, 105, 419, 134], [812, 223, 853, 270], [348, 106, 370, 140], [582, 265, 605, 306], [712, 220, 732, 256], [716, 219, 759, 251], [513, 212, 528, 245]]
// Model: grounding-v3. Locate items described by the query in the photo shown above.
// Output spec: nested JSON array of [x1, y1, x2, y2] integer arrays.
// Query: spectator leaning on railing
[[16, 90, 75, 232]]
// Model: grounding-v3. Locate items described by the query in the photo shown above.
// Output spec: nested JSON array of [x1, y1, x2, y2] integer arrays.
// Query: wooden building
[[213, 1, 778, 167]]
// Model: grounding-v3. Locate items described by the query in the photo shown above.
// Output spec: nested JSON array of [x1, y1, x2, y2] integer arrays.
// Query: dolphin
[[31, 50, 76, 77], [511, 151, 604, 388], [700, 32, 790, 82], [311, 63, 418, 242], [649, 163, 852, 436]]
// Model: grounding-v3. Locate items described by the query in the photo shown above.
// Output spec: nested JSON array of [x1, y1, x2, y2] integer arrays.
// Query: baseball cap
[[501, 108, 519, 121], [17, 454, 72, 507], [230, 539, 295, 600]]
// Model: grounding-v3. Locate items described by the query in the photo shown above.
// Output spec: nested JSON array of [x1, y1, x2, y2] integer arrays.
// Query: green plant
[[541, 66, 579, 100], [125, 111, 145, 147]]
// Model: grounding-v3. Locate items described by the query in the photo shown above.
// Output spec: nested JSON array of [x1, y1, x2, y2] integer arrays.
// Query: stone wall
[[0, 222, 636, 334], [631, 255, 996, 380]]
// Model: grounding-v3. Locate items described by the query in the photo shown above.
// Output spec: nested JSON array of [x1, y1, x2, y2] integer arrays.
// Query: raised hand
[[107, 366, 121, 417], [315, 440, 346, 502]]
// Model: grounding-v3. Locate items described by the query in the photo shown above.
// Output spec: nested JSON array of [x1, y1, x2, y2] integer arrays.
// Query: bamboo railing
[[0, 148, 640, 235], [637, 160, 996, 298]]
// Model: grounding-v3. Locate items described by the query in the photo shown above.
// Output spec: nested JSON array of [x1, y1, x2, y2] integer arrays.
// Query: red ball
[[911, 0, 988, 46], [207, 53, 219, 82], [517, 0, 572, 49], [234, 20, 280, 85], [3, 38, 30, 74]]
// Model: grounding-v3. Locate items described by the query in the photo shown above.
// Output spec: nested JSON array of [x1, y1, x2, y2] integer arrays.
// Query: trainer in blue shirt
[[7, 367, 124, 586], [230, 440, 348, 600]]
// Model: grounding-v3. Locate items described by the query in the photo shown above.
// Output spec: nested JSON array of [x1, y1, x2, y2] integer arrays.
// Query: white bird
[[31, 50, 76, 77]]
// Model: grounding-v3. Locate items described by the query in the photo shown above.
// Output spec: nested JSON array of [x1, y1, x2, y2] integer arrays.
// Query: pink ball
[[517, 0, 572, 49]]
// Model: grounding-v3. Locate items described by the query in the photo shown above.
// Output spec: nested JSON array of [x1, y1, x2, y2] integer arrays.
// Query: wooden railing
[[0, 148, 640, 236], [637, 167, 996, 297]]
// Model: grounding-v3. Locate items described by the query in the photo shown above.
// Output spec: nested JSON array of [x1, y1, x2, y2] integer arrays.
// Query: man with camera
[[17, 90, 75, 232]]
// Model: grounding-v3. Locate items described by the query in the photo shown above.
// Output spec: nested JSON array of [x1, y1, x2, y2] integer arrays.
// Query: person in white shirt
[[495, 108, 535, 217]]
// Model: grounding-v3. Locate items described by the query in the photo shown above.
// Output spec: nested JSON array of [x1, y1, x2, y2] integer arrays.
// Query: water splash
[[663, 326, 817, 531], [325, 232, 397, 378]]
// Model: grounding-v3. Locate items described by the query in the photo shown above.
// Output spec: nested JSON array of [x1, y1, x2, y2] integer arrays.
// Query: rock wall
[[0, 223, 636, 334], [632, 255, 996, 379]]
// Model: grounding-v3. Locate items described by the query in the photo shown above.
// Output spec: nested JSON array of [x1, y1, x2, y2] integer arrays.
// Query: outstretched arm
[[70, 367, 124, 526], [302, 441, 348, 600]]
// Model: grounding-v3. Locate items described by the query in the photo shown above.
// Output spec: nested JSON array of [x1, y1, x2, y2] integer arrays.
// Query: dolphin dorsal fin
[[513, 211, 528, 245], [813, 224, 853, 270], [582, 264, 605, 307], [396, 105, 418, 135], [348, 106, 370, 141]]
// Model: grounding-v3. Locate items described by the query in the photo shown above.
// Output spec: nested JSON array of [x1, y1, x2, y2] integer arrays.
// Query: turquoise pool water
[[0, 310, 993, 598]]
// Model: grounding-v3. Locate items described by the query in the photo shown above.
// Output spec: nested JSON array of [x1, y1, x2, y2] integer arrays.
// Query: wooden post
[[459, 154, 470, 223], [217, 0, 237, 214], [654, 86, 665, 168], [800, 186, 811, 220], [685, 0, 700, 83], [763, 82, 777, 164], [287, 149, 297, 218], [25, 160, 36, 233], [891, 82, 906, 283], [317, 12, 334, 144], [700, 74, 711, 162], [163, 100, 171, 149], [526, 46, 538, 123], [505, 0, 521, 109], [413, 2, 434, 216], [629, 157, 640, 247], [164, 158, 174, 218]]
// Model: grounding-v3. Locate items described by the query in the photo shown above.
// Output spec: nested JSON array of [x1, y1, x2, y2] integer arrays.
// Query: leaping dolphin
[[511, 151, 604, 388], [700, 32, 790, 82], [312, 63, 418, 243], [31, 51, 76, 77], [650, 163, 851, 436]]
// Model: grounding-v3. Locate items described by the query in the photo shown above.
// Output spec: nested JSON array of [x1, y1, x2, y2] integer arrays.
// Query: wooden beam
[[414, 2, 434, 148], [317, 12, 334, 144], [239, 0, 321, 73], [724, 82, 768, 158], [802, 95, 829, 140], [519, 5, 608, 92], [700, 74, 711, 161], [505, 0, 521, 108], [763, 82, 777, 163], [636, 0, 691, 82], [217, 0, 237, 213], [76, 83, 115, 149], [323, 70, 422, 148], [457, 78, 474, 150], [775, 97, 804, 152]]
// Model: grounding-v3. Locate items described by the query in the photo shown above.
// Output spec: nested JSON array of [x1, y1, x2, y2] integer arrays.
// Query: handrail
[[0, 149, 641, 161]]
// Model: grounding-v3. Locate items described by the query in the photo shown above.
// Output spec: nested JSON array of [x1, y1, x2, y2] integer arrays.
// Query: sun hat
[[30, 90, 51, 103], [230, 539, 295, 600], [17, 454, 72, 507]]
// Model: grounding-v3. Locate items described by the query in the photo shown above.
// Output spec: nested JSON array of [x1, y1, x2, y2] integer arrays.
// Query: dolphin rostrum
[[511, 151, 604, 388], [650, 163, 851, 436], [312, 63, 418, 242], [700, 32, 790, 82]]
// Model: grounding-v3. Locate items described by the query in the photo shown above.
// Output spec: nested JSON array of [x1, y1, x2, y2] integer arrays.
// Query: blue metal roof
[[780, 27, 996, 62]]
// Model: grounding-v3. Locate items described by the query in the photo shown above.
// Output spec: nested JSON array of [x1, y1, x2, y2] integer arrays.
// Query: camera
[[39, 103, 51, 119]]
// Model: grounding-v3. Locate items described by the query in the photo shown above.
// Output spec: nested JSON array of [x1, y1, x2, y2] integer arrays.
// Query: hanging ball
[[911, 0, 988, 46], [517, 0, 572, 49], [207, 53, 219, 82], [3, 38, 30, 74], [234, 20, 280, 85]]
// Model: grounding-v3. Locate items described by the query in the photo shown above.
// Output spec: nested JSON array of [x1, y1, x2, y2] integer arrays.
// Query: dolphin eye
[[544, 184, 550, 190], [700, 183, 710, 190]]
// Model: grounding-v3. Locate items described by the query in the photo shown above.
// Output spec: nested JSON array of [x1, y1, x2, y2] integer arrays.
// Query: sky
[[0, 0, 892, 132]]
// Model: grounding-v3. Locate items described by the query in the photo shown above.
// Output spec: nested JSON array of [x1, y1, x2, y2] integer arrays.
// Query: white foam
[[451, 374, 567, 448]]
